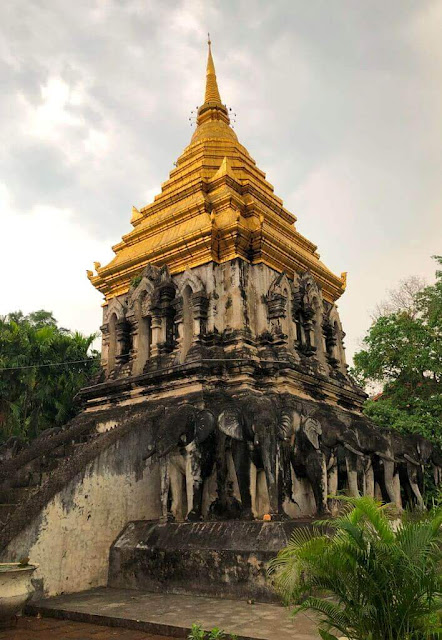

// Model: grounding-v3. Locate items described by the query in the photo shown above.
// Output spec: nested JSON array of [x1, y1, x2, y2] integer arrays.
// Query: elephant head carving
[[144, 403, 217, 522], [218, 396, 277, 446], [217, 395, 282, 518], [302, 416, 322, 450], [145, 404, 216, 460], [218, 406, 246, 441]]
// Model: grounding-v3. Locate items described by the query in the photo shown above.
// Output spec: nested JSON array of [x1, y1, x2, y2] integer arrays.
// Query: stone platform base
[[108, 519, 313, 602], [26, 587, 319, 639]]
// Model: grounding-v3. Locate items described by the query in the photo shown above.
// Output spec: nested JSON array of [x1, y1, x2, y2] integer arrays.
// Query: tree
[[352, 257, 442, 449], [0, 311, 99, 443], [372, 275, 427, 321], [269, 496, 442, 640]]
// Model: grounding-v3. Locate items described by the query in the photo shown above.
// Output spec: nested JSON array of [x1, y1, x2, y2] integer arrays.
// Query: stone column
[[149, 306, 163, 358], [301, 305, 316, 356], [160, 284, 177, 351], [323, 319, 339, 370], [191, 291, 209, 338], [100, 324, 110, 369], [115, 319, 130, 365], [172, 297, 184, 354], [128, 315, 139, 373]]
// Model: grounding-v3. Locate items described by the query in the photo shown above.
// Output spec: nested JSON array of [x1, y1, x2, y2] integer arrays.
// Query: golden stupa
[[88, 40, 346, 303]]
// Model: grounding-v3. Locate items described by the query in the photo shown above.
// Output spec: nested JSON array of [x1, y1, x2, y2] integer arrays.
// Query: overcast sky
[[1, 0, 441, 363]]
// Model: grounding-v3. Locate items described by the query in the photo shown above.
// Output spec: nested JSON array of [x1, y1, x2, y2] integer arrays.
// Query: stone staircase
[[0, 488, 34, 528], [0, 420, 98, 533]]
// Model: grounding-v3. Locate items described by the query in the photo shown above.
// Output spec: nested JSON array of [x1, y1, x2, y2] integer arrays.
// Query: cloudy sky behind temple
[[1, 0, 441, 362]]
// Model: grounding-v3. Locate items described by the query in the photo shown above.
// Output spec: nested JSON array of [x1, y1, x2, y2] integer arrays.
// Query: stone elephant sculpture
[[389, 432, 442, 509], [144, 404, 216, 521], [317, 412, 367, 503], [217, 395, 290, 519], [290, 412, 330, 515], [348, 419, 400, 506]]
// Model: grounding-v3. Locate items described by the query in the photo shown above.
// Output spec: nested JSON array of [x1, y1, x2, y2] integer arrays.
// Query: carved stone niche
[[174, 271, 208, 363], [128, 264, 177, 362], [157, 282, 177, 354], [102, 296, 129, 375], [297, 272, 327, 368], [115, 318, 132, 365], [322, 304, 339, 370], [191, 291, 209, 337], [326, 304, 348, 375], [265, 273, 295, 349]]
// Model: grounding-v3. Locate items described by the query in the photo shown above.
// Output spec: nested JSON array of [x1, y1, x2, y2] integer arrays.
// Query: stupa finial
[[193, 37, 232, 138], [204, 34, 222, 105]]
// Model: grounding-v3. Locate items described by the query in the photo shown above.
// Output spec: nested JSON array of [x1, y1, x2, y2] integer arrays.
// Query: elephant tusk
[[157, 441, 178, 459], [142, 447, 157, 462], [376, 452, 395, 463], [344, 443, 364, 457], [404, 453, 420, 466]]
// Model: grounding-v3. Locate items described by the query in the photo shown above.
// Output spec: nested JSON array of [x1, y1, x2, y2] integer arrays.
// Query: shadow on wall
[[2, 421, 161, 598]]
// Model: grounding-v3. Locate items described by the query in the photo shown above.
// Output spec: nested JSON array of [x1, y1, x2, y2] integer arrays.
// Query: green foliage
[[352, 257, 441, 389], [352, 257, 442, 502], [188, 624, 205, 640], [187, 624, 237, 640], [269, 496, 442, 640], [0, 310, 99, 443], [130, 273, 143, 289], [207, 629, 226, 639]]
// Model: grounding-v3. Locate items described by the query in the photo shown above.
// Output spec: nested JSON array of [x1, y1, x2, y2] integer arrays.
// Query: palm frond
[[273, 496, 441, 640]]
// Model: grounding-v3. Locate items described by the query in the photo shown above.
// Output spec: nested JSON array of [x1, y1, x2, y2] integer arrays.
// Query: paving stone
[[26, 587, 320, 639]]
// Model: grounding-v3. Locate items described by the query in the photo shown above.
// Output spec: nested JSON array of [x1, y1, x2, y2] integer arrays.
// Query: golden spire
[[205, 34, 222, 104], [195, 35, 230, 132]]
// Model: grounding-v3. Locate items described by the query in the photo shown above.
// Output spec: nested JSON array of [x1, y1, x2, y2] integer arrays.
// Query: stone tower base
[[108, 520, 312, 603]]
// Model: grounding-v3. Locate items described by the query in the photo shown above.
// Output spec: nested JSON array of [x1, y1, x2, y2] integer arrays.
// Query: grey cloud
[[0, 0, 440, 358]]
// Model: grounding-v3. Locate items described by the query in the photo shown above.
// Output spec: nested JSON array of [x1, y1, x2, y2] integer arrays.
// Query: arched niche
[[176, 270, 205, 298], [104, 297, 127, 374], [175, 270, 208, 363], [266, 273, 296, 349], [291, 275, 304, 345], [281, 284, 295, 349], [181, 284, 194, 363], [298, 272, 326, 364], [107, 313, 118, 372], [311, 295, 326, 356], [328, 306, 347, 373], [133, 293, 153, 375]]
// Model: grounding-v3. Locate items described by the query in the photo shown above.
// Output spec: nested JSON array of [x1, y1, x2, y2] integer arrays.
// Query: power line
[[0, 359, 96, 373]]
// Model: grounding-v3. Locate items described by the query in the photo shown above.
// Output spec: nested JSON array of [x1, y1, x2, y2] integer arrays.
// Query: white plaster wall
[[4, 429, 161, 598]]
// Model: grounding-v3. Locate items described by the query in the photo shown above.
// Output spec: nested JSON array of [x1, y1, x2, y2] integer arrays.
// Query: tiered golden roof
[[88, 41, 346, 303]]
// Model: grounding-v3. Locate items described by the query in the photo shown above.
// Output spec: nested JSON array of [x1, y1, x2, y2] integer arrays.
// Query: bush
[[188, 623, 237, 639], [269, 496, 441, 639]]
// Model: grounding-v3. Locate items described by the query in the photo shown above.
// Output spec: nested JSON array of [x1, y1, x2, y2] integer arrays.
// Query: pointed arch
[[328, 305, 347, 372], [268, 272, 294, 298], [129, 275, 155, 307], [105, 296, 126, 323], [266, 272, 295, 348], [299, 271, 326, 358], [176, 270, 205, 297]]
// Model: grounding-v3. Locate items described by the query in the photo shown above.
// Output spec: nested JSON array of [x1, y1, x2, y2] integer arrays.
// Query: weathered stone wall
[[100, 259, 349, 383], [2, 424, 160, 598]]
